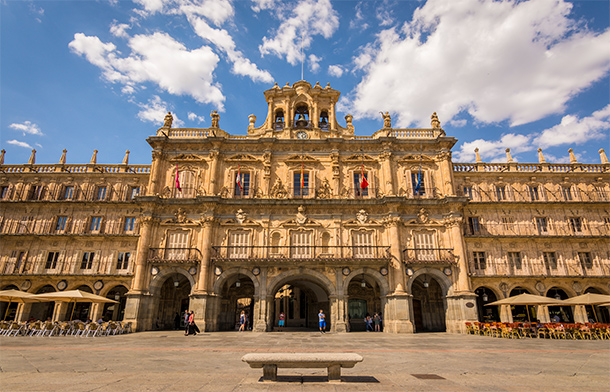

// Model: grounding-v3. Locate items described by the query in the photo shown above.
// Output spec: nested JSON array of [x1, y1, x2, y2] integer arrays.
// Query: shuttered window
[[178, 171, 196, 198], [414, 232, 435, 261], [228, 232, 250, 259], [353, 232, 373, 258], [291, 232, 312, 258], [167, 232, 189, 259]]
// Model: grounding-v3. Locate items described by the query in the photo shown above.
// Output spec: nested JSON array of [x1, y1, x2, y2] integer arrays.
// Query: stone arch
[[341, 267, 390, 297], [213, 267, 260, 295], [584, 285, 610, 295], [544, 285, 577, 298], [506, 284, 536, 298], [267, 268, 335, 297], [149, 267, 196, 297], [472, 284, 502, 300], [406, 268, 453, 296]]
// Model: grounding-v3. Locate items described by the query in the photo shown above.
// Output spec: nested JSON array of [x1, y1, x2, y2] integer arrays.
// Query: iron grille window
[[228, 232, 249, 259], [293, 172, 309, 196], [234, 172, 250, 197]]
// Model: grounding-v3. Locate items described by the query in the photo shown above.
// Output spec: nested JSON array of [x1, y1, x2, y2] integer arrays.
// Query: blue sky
[[1, 0, 609, 166]]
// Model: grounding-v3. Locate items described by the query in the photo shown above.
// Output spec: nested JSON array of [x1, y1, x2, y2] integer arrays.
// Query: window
[[228, 232, 249, 259], [578, 252, 593, 269], [353, 172, 369, 197], [501, 217, 515, 232], [81, 252, 94, 269], [495, 186, 506, 201], [116, 252, 130, 270], [467, 217, 480, 235], [463, 186, 473, 199], [291, 232, 312, 258], [562, 186, 572, 201], [28, 185, 43, 200], [270, 232, 281, 254], [569, 217, 583, 233], [124, 217, 136, 232], [45, 252, 60, 269], [473, 251, 486, 270], [177, 170, 196, 198], [96, 186, 107, 200], [293, 171, 309, 197], [528, 185, 539, 201], [63, 186, 74, 200], [595, 186, 607, 201], [508, 252, 522, 269], [13, 251, 26, 272], [414, 232, 435, 261], [234, 172, 250, 197], [56, 216, 68, 232], [352, 232, 373, 258], [543, 252, 557, 270], [0, 186, 9, 199], [90, 217, 102, 232], [129, 186, 140, 199], [411, 171, 426, 196], [536, 217, 548, 234], [167, 232, 188, 259]]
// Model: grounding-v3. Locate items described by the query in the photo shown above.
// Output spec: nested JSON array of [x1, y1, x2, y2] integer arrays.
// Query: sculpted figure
[[211, 110, 220, 128], [380, 111, 391, 128], [163, 112, 173, 128]]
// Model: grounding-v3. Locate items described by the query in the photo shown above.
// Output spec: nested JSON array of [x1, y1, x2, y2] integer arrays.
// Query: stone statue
[[317, 178, 332, 199], [345, 114, 354, 134], [505, 148, 514, 163], [537, 148, 546, 164], [270, 178, 288, 199], [600, 149, 609, 164], [122, 150, 130, 165], [568, 148, 577, 164], [211, 110, 220, 128], [163, 112, 173, 128], [380, 111, 391, 128], [431, 112, 441, 128], [474, 148, 482, 163], [0, 149, 5, 165], [59, 149, 67, 165], [90, 149, 98, 164], [28, 149, 36, 165]]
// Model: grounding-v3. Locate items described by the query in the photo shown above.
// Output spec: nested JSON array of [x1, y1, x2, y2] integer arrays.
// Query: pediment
[[226, 154, 260, 163], [170, 154, 206, 162], [279, 218, 322, 227], [343, 219, 383, 227], [285, 154, 320, 164], [344, 154, 376, 163], [398, 154, 435, 163]]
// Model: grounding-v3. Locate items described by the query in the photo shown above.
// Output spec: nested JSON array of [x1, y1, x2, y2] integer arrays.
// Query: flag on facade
[[236, 165, 243, 191], [360, 163, 369, 190], [300, 161, 304, 189], [175, 164, 181, 192], [414, 164, 422, 195]]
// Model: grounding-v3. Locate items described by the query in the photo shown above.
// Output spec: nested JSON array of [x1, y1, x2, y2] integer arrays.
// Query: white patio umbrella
[[485, 293, 565, 322], [34, 290, 117, 321], [562, 293, 610, 322], [0, 289, 47, 320]]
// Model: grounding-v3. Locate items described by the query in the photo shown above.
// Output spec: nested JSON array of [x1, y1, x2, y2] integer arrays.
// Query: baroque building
[[1, 80, 608, 332]]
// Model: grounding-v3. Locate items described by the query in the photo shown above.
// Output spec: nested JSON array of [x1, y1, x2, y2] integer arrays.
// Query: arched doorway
[[69, 285, 93, 321], [475, 286, 499, 322], [347, 274, 382, 332], [155, 273, 191, 330], [270, 278, 330, 331], [218, 274, 255, 331], [29, 285, 55, 321], [412, 274, 446, 332], [509, 287, 535, 322], [584, 287, 610, 323], [0, 284, 19, 320], [102, 285, 128, 322], [546, 287, 573, 322]]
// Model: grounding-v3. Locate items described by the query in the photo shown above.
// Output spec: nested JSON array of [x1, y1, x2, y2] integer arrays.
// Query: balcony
[[402, 248, 457, 265], [211, 245, 391, 266], [147, 248, 202, 264], [1, 258, 134, 276], [468, 259, 610, 278], [0, 219, 140, 236], [463, 222, 609, 237], [457, 187, 609, 203]]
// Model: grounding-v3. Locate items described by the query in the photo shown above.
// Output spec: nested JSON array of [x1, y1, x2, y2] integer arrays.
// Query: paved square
[[1, 331, 608, 391]]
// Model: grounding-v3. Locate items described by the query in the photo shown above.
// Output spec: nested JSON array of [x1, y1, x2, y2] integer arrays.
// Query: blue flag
[[414, 164, 422, 195]]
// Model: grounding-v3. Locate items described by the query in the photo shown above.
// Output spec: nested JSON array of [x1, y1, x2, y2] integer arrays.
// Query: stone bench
[[241, 353, 363, 382]]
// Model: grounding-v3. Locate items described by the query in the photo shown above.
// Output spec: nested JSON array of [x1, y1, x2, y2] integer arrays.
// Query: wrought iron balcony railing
[[463, 222, 609, 237], [148, 248, 202, 263], [457, 187, 609, 203], [468, 258, 610, 278], [211, 245, 391, 263], [402, 248, 456, 264]]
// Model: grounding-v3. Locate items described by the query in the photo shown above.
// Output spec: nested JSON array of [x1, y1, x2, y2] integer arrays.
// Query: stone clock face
[[296, 131, 308, 139]]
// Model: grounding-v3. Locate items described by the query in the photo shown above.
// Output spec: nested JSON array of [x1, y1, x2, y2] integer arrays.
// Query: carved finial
[[90, 149, 98, 164], [568, 148, 577, 164], [28, 149, 36, 165], [122, 150, 130, 165], [0, 149, 5, 165], [431, 112, 441, 128], [600, 149, 609, 164], [537, 148, 546, 163], [474, 148, 482, 163], [163, 111, 173, 128], [59, 149, 67, 164], [248, 114, 256, 130], [505, 148, 514, 163]]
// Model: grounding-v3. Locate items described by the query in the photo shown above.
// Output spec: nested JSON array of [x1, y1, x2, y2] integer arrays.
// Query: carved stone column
[[262, 150, 272, 197], [445, 215, 471, 293], [207, 150, 219, 195], [196, 216, 215, 293], [331, 150, 340, 197], [131, 215, 155, 293], [147, 151, 163, 196], [385, 216, 405, 293], [437, 149, 456, 196], [380, 151, 394, 196]]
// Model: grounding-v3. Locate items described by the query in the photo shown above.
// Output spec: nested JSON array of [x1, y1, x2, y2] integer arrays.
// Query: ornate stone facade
[[1, 81, 608, 332]]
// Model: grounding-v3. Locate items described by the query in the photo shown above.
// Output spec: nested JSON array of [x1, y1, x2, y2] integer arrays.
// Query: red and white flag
[[236, 165, 243, 191], [175, 164, 182, 192], [360, 164, 369, 190]]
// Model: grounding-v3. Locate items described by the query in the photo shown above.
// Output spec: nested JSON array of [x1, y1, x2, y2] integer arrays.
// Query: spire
[[90, 149, 98, 164], [28, 149, 36, 165], [431, 112, 441, 128], [599, 148, 609, 164], [505, 148, 514, 163], [537, 148, 546, 163], [59, 149, 67, 164], [568, 148, 577, 164], [122, 150, 130, 165], [0, 149, 5, 165], [474, 148, 482, 163]]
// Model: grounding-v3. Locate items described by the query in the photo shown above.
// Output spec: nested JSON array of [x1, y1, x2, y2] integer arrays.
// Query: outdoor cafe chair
[[72, 322, 86, 337], [28, 321, 44, 336], [41, 321, 58, 337], [0, 321, 8, 334], [4, 321, 24, 336], [83, 322, 101, 337]]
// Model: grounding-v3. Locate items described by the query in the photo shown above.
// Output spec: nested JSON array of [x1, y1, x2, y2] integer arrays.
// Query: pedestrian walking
[[188, 311, 200, 336], [374, 313, 381, 332], [278, 312, 285, 331], [239, 310, 246, 332], [183, 310, 190, 336], [318, 309, 326, 333]]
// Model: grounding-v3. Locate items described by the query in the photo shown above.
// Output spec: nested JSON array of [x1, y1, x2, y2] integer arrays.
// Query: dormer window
[[274, 110, 285, 130], [294, 105, 309, 129], [319, 111, 329, 130]]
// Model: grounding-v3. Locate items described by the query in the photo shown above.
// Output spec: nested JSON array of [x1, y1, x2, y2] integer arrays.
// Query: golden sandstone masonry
[[1, 81, 608, 332]]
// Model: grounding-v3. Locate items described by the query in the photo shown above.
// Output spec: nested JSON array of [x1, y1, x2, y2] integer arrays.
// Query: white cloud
[[455, 133, 533, 162], [328, 64, 344, 77], [251, 0, 276, 13], [259, 0, 339, 65], [70, 32, 225, 108], [533, 104, 610, 148], [7, 140, 33, 149], [376, 0, 394, 27], [309, 54, 321, 73], [348, 0, 610, 129], [350, 3, 369, 30], [9, 121, 43, 136], [449, 119, 467, 127], [110, 21, 131, 38], [188, 112, 206, 123], [137, 96, 184, 127]]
